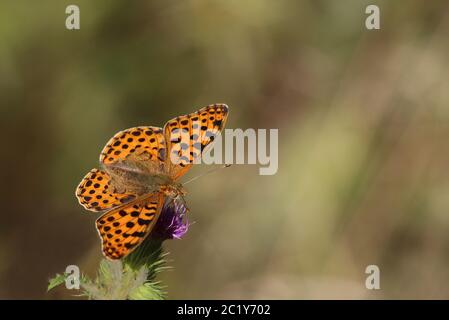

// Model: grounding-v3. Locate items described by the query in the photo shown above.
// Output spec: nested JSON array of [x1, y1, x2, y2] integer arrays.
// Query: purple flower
[[152, 199, 189, 240]]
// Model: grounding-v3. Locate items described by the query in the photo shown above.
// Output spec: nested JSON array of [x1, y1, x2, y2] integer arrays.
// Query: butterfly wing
[[76, 169, 137, 212], [163, 104, 229, 180], [100, 126, 166, 172], [96, 193, 165, 259]]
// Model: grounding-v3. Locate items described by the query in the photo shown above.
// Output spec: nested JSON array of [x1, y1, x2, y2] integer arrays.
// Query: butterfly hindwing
[[163, 104, 228, 180], [95, 193, 165, 259], [76, 169, 137, 212]]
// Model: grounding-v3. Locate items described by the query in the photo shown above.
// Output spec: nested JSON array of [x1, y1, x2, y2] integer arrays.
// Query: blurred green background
[[1, 0, 449, 299]]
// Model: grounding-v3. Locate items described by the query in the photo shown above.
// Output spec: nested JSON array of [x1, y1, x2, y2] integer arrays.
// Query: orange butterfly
[[75, 104, 229, 259]]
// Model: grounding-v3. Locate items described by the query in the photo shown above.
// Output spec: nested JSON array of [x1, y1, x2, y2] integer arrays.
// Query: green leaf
[[47, 273, 67, 292]]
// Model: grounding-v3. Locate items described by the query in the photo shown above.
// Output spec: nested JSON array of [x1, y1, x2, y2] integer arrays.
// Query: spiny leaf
[[47, 273, 67, 292]]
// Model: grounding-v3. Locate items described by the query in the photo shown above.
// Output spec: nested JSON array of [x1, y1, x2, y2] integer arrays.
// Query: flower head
[[152, 199, 189, 240]]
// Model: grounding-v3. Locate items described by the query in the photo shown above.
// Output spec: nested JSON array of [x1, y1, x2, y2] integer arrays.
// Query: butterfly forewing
[[96, 193, 165, 259], [163, 104, 228, 180], [100, 126, 166, 170]]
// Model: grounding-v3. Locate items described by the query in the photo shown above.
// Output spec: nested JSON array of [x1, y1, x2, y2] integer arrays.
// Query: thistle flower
[[153, 199, 189, 240]]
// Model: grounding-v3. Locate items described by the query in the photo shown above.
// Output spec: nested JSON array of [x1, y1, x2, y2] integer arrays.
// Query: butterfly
[[75, 104, 229, 259]]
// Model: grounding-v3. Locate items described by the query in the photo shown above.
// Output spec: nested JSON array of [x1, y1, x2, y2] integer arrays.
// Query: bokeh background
[[1, 0, 449, 299]]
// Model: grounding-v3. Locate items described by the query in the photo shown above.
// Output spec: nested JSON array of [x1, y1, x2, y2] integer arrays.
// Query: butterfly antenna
[[183, 164, 231, 185]]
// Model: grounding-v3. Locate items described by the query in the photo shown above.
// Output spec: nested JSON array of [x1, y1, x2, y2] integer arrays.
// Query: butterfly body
[[76, 104, 229, 259], [104, 162, 173, 195]]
